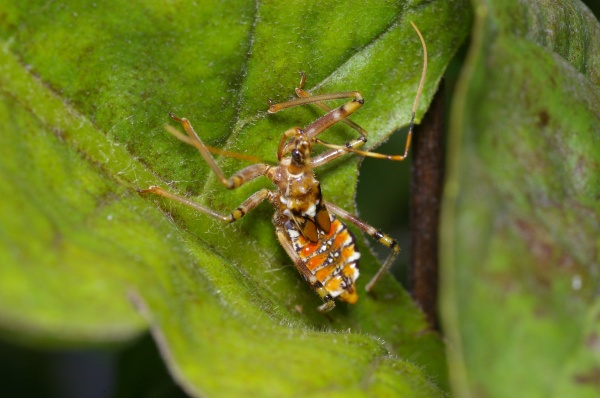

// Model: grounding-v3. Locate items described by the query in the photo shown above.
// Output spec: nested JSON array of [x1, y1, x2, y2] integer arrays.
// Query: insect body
[[140, 22, 427, 312], [285, 217, 360, 306], [267, 127, 362, 311]]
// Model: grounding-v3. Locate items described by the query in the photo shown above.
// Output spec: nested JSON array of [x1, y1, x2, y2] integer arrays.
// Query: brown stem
[[409, 81, 446, 331]]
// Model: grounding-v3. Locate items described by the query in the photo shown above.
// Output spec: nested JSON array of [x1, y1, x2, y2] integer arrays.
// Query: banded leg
[[313, 21, 427, 162], [269, 21, 427, 166], [269, 88, 370, 169], [291, 72, 369, 142], [139, 186, 272, 223], [166, 114, 270, 189], [269, 89, 365, 140], [325, 202, 400, 293], [294, 73, 374, 168]]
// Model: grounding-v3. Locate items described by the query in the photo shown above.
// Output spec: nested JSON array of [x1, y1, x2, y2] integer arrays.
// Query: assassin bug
[[140, 21, 427, 312]]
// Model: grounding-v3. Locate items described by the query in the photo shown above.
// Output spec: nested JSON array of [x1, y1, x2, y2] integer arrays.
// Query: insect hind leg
[[325, 202, 400, 293]]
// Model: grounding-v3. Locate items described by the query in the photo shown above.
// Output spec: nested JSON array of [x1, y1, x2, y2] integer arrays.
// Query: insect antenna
[[314, 20, 428, 161], [164, 123, 265, 163]]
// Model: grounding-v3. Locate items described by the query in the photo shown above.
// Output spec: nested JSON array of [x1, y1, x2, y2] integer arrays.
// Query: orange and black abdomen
[[285, 216, 360, 304]]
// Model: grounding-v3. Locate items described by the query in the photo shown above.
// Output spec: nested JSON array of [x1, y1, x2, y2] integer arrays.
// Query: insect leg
[[269, 90, 365, 141], [271, 21, 427, 166], [312, 21, 428, 162], [270, 88, 370, 170], [139, 187, 272, 223], [166, 114, 270, 189], [292, 72, 373, 169], [293, 72, 368, 142], [325, 202, 399, 293]]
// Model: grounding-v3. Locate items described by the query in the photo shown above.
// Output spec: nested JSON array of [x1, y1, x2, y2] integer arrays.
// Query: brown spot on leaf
[[514, 218, 553, 265], [587, 333, 599, 350], [574, 367, 600, 389], [538, 110, 550, 127]]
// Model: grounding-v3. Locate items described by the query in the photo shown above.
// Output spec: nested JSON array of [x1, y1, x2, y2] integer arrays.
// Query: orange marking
[[325, 277, 343, 294], [315, 268, 328, 282], [340, 289, 358, 304], [301, 242, 319, 257], [306, 253, 328, 271], [296, 235, 309, 246], [341, 245, 355, 258], [333, 230, 349, 250], [342, 265, 356, 278], [329, 219, 341, 234], [316, 265, 335, 282]]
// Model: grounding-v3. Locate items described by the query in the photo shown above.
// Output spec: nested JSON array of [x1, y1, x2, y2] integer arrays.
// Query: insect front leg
[[269, 89, 365, 142], [139, 187, 272, 224], [325, 202, 400, 293], [293, 72, 368, 143], [269, 85, 370, 168]]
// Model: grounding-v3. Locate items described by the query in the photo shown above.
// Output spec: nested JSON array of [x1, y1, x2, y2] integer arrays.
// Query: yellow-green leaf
[[442, 0, 600, 397], [0, 0, 469, 396]]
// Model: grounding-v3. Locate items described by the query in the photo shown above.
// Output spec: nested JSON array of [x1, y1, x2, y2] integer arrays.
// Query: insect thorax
[[267, 160, 360, 304], [268, 161, 320, 221]]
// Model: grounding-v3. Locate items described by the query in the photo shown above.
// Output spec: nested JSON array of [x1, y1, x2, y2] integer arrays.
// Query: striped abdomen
[[285, 216, 360, 304]]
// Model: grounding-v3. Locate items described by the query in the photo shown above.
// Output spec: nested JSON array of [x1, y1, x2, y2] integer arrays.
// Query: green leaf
[[0, 0, 468, 396], [441, 0, 600, 397]]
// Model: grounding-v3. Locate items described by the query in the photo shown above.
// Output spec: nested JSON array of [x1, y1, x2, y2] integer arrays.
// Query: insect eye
[[291, 149, 303, 163]]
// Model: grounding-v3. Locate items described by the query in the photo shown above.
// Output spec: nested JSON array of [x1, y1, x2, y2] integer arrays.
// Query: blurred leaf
[[441, 0, 600, 397], [0, 0, 469, 396]]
